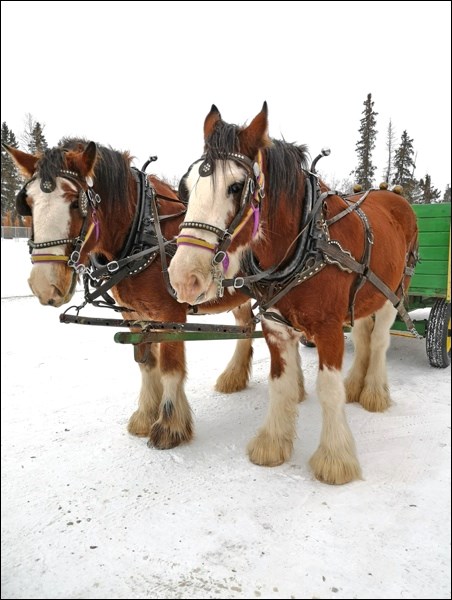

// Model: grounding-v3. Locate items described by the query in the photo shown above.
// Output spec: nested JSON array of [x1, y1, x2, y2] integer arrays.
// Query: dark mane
[[204, 121, 241, 159], [205, 122, 310, 224], [37, 137, 132, 207], [266, 139, 310, 200]]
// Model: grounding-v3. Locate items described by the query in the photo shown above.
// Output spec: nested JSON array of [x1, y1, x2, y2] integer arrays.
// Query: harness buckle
[[88, 189, 101, 205], [233, 277, 245, 289], [212, 250, 226, 265], [68, 250, 80, 267], [107, 261, 120, 273], [75, 263, 86, 275]]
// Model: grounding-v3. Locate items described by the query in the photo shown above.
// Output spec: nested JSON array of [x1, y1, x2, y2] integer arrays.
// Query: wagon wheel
[[426, 299, 451, 368]]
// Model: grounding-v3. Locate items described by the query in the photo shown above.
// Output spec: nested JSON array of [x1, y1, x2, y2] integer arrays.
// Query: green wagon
[[391, 202, 451, 368]]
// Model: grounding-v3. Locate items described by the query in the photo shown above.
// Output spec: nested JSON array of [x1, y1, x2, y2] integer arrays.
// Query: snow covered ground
[[1, 239, 450, 600]]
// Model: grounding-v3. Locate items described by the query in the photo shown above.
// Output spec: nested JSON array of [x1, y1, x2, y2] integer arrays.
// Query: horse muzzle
[[28, 264, 77, 307]]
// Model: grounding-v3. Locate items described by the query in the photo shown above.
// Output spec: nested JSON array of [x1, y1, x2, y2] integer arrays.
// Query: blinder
[[16, 184, 32, 216]]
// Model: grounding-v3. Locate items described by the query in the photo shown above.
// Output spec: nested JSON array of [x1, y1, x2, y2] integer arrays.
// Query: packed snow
[[1, 239, 450, 599]]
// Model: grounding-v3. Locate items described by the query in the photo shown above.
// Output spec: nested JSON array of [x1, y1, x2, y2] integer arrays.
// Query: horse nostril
[[48, 298, 55, 306], [189, 274, 202, 295], [52, 285, 64, 298]]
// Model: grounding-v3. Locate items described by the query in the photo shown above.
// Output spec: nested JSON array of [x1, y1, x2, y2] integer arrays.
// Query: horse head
[[4, 141, 99, 306], [169, 103, 271, 305]]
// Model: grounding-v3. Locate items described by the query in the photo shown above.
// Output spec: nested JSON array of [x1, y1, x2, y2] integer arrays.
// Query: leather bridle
[[16, 170, 100, 270], [176, 150, 265, 274]]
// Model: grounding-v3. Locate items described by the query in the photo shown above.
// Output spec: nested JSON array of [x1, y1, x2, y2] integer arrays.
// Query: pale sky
[[1, 1, 451, 193]]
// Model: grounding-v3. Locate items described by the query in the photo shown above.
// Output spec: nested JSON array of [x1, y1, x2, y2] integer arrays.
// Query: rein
[[180, 149, 420, 338], [19, 160, 184, 313], [81, 167, 180, 308], [252, 183, 420, 337]]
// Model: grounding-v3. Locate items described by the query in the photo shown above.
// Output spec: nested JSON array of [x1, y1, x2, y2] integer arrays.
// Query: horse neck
[[251, 171, 306, 270], [89, 171, 137, 261], [149, 176, 186, 240], [88, 174, 184, 260]]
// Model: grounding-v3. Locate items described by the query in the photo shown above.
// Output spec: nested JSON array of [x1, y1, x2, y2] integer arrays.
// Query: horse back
[[327, 190, 418, 269]]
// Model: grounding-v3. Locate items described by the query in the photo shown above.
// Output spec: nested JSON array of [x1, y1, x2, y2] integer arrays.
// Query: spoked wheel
[[426, 299, 451, 368]]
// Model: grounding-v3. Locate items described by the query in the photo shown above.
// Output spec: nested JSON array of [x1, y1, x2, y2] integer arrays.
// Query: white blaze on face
[[28, 179, 73, 246], [169, 159, 248, 304], [26, 178, 75, 306]]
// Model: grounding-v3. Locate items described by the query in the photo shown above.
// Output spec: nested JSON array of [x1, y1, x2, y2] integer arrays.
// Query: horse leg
[[127, 343, 162, 436], [358, 300, 397, 412], [309, 324, 362, 484], [215, 301, 254, 393], [247, 317, 300, 467], [344, 316, 374, 403], [295, 342, 306, 403], [148, 341, 193, 449]]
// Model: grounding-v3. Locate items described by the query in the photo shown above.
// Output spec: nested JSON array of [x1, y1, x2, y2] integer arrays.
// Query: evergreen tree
[[417, 174, 441, 204], [443, 184, 451, 203], [383, 119, 396, 184], [392, 130, 417, 202], [30, 122, 48, 154], [1, 122, 21, 225], [351, 93, 378, 189]]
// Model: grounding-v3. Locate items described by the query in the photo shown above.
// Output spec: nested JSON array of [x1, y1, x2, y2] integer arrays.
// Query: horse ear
[[239, 101, 270, 157], [2, 143, 38, 177], [204, 104, 222, 140], [81, 141, 97, 177]]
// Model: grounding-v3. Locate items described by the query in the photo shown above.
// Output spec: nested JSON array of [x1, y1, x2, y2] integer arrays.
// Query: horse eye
[[228, 182, 244, 195], [70, 200, 79, 210]]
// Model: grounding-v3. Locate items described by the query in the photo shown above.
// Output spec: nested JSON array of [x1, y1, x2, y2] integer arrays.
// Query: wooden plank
[[414, 260, 449, 276], [417, 246, 450, 260], [415, 217, 450, 232], [418, 231, 449, 247], [409, 273, 447, 295], [412, 203, 451, 218]]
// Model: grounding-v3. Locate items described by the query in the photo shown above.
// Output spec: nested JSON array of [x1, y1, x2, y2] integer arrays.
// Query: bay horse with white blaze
[[168, 103, 419, 484], [4, 139, 261, 450]]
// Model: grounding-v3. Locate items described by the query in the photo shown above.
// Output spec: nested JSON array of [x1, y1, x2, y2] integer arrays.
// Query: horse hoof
[[215, 370, 249, 393], [127, 410, 152, 437], [247, 432, 293, 466], [309, 446, 362, 485], [148, 420, 193, 450], [359, 385, 391, 412]]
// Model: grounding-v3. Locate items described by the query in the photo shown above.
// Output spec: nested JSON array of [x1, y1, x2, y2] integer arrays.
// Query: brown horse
[[168, 103, 419, 484], [4, 139, 262, 450]]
